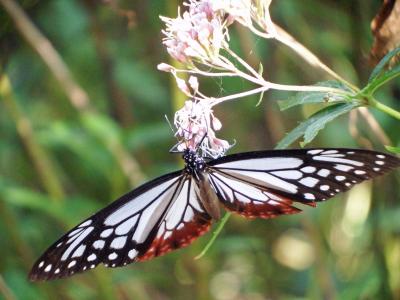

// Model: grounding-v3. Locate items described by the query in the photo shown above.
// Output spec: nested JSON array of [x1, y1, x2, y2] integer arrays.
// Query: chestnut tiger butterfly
[[29, 147, 400, 281]]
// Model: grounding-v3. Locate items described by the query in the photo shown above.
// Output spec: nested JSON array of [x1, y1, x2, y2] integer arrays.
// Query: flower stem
[[195, 212, 231, 259], [369, 97, 400, 120]]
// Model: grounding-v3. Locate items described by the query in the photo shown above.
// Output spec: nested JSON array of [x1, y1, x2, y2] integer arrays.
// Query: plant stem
[[195, 212, 231, 259], [369, 97, 400, 120], [0, 74, 65, 202]]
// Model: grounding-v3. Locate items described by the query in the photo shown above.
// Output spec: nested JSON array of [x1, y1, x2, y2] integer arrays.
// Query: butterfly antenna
[[165, 115, 185, 154], [165, 115, 177, 136]]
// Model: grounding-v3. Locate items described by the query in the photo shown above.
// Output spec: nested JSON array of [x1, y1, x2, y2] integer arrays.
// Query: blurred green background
[[1, 0, 400, 299]]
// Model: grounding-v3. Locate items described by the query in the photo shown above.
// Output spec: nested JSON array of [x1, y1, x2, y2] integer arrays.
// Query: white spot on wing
[[313, 156, 364, 166], [301, 166, 316, 173], [104, 178, 179, 226], [115, 215, 139, 235], [128, 249, 138, 259], [100, 228, 113, 238], [308, 149, 323, 155], [68, 228, 84, 238], [93, 240, 105, 250], [271, 170, 303, 180], [354, 170, 366, 175], [334, 164, 354, 172], [72, 244, 86, 258], [213, 173, 271, 201], [87, 254, 97, 262], [375, 161, 385, 165], [184, 206, 194, 223], [78, 220, 92, 228], [321, 154, 345, 158], [110, 236, 127, 249], [165, 180, 190, 230], [224, 170, 299, 194], [189, 181, 203, 212], [299, 177, 319, 188], [317, 169, 330, 177], [68, 261, 76, 269], [38, 261, 44, 268], [321, 150, 338, 154], [61, 227, 94, 261], [304, 193, 315, 200], [216, 157, 303, 171], [132, 183, 176, 243], [335, 175, 346, 181], [45, 264, 52, 272], [320, 185, 330, 191], [108, 253, 118, 260]]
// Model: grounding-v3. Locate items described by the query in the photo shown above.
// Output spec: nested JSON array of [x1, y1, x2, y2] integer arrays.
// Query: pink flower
[[174, 99, 230, 157], [160, 0, 228, 64]]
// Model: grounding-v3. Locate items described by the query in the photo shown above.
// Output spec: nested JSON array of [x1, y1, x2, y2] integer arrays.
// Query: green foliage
[[0, 1, 400, 300], [276, 102, 359, 149], [363, 47, 400, 96], [278, 81, 352, 111], [385, 145, 400, 154]]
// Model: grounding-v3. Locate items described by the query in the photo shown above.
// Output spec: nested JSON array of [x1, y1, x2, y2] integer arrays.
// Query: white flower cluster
[[161, 0, 228, 64], [212, 0, 252, 26], [161, 0, 275, 64], [174, 100, 230, 158], [161, 0, 276, 157]]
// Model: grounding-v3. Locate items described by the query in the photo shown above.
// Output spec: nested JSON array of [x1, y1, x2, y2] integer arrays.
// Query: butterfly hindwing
[[208, 148, 400, 213], [137, 176, 211, 261], [207, 170, 302, 218], [29, 171, 212, 281]]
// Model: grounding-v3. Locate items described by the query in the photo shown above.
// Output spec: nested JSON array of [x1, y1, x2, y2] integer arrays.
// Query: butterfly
[[29, 148, 400, 281]]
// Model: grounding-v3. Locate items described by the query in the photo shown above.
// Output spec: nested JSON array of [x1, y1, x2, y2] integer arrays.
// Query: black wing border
[[208, 148, 400, 167]]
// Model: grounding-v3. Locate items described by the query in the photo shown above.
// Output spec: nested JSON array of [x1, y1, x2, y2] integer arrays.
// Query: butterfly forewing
[[208, 148, 400, 210], [29, 171, 212, 281]]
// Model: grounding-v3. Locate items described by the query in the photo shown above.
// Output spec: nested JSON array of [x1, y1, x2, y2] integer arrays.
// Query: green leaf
[[276, 103, 359, 149], [369, 47, 400, 82], [0, 186, 58, 216], [0, 184, 100, 226], [384, 145, 400, 154], [37, 121, 115, 179], [125, 122, 171, 150], [363, 47, 400, 96], [278, 81, 352, 111], [81, 112, 122, 143]]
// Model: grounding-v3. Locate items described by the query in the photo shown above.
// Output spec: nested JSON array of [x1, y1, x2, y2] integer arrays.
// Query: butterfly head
[[183, 148, 205, 174]]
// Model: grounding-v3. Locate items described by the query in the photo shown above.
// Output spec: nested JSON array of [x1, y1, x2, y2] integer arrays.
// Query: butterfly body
[[29, 148, 400, 281], [183, 149, 221, 220], [183, 149, 206, 175]]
